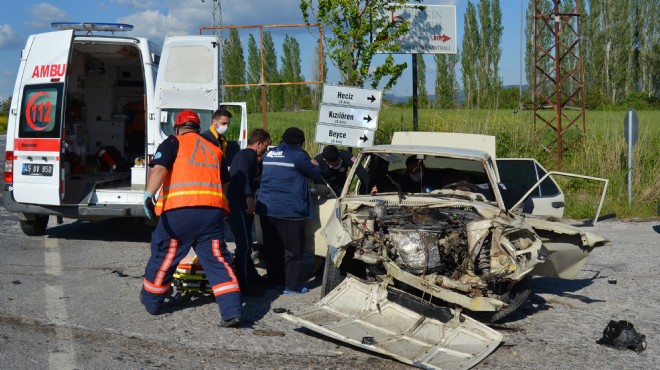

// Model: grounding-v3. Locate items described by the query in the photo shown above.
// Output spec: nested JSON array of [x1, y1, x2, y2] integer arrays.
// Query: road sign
[[322, 85, 383, 109], [624, 109, 639, 147], [314, 123, 375, 147], [318, 105, 379, 130], [379, 5, 457, 54]]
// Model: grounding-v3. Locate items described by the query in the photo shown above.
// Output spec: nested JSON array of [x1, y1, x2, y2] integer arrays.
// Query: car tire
[[479, 276, 532, 323], [20, 215, 49, 236]]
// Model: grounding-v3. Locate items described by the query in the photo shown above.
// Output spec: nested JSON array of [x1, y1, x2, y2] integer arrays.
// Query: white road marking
[[44, 237, 78, 370]]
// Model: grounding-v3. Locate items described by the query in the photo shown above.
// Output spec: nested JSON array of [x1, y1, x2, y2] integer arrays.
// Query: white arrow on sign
[[322, 85, 383, 109], [318, 105, 379, 130], [315, 123, 374, 147]]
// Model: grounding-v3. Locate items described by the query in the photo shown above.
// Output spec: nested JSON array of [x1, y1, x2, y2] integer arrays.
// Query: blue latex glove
[[144, 191, 156, 220]]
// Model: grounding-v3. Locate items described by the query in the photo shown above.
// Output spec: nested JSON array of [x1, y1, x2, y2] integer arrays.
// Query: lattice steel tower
[[531, 0, 586, 168]]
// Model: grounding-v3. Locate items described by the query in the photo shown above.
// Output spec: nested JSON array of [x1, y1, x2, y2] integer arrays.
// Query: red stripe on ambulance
[[14, 138, 60, 152], [31, 64, 67, 79]]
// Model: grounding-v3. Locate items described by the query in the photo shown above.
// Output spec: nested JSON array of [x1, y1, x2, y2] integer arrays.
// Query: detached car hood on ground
[[283, 277, 503, 370]]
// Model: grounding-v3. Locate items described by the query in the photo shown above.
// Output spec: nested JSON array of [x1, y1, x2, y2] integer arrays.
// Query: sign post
[[376, 4, 457, 131], [315, 85, 382, 148], [623, 109, 639, 207]]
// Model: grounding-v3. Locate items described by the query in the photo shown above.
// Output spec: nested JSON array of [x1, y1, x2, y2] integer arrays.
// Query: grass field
[[1, 109, 656, 219], [247, 108, 660, 220]]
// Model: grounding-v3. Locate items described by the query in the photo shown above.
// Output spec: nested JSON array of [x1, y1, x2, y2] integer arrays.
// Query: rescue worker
[[141, 109, 242, 327], [314, 145, 356, 196], [256, 127, 324, 294], [201, 108, 241, 164], [201, 108, 231, 153], [226, 128, 271, 295]]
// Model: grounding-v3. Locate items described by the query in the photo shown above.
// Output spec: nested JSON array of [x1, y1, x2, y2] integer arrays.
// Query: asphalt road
[[0, 206, 658, 369], [1, 135, 658, 369]]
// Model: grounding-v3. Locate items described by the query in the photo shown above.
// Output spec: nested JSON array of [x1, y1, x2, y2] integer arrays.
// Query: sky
[[0, 0, 528, 101]]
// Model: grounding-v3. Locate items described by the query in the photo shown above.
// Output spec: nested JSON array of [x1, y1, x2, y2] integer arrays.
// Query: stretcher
[[170, 255, 212, 302]]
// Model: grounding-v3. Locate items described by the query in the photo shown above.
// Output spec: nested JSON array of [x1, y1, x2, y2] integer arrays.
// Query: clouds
[[24, 3, 67, 29], [0, 24, 25, 50]]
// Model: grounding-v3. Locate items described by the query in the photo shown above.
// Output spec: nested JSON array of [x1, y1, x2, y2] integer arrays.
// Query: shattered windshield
[[346, 152, 496, 201]]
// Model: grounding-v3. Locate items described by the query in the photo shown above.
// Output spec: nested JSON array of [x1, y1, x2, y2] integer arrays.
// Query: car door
[[12, 30, 74, 205], [497, 158, 565, 217]]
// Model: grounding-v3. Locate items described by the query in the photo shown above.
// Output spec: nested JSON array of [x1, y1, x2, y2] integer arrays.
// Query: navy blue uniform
[[226, 147, 262, 291], [314, 149, 355, 196], [256, 143, 323, 291]]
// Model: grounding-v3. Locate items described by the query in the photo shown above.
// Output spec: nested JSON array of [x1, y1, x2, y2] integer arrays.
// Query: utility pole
[[530, 0, 586, 169], [206, 0, 224, 100]]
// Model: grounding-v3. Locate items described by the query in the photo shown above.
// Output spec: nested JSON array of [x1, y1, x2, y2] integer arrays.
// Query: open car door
[[282, 277, 502, 370], [497, 158, 565, 217], [11, 30, 74, 206]]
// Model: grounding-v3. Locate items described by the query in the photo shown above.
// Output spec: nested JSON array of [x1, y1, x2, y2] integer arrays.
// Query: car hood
[[282, 277, 503, 370]]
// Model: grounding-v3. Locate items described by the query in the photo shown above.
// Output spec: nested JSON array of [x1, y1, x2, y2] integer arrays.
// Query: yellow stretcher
[[171, 255, 212, 294]]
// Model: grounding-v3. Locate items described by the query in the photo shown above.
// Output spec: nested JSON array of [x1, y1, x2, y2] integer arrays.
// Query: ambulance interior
[[62, 41, 147, 205]]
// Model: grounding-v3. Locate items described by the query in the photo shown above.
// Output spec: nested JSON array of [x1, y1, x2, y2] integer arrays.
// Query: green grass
[[249, 108, 660, 220], [0, 116, 7, 134], [1, 108, 656, 219]]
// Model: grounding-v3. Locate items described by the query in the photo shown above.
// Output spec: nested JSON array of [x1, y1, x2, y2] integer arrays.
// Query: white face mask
[[216, 125, 228, 134], [409, 172, 422, 182]]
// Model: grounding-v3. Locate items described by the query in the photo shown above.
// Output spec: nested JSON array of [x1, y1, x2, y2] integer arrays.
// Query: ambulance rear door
[[151, 35, 221, 148], [11, 30, 74, 205]]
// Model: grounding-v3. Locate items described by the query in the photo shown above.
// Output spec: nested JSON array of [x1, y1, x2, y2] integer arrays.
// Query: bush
[[619, 91, 656, 111]]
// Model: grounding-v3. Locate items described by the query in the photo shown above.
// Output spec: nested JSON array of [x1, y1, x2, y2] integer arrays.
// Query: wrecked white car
[[283, 132, 609, 369]]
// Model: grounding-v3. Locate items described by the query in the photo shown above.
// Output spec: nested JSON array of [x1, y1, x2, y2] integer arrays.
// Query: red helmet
[[174, 109, 201, 128]]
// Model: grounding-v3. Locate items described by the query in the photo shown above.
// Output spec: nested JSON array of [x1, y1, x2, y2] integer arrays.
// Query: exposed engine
[[344, 202, 543, 301]]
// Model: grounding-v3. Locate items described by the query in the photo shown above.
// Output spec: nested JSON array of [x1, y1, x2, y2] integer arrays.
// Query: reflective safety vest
[[155, 133, 229, 215]]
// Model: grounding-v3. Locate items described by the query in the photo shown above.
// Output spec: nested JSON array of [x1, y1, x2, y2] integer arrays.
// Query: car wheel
[[479, 276, 532, 323], [19, 215, 49, 236], [320, 247, 368, 299]]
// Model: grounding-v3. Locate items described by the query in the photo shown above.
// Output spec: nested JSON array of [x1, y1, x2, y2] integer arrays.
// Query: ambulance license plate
[[22, 163, 54, 176]]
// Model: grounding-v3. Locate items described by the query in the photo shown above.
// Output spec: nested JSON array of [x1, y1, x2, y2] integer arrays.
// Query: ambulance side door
[[150, 35, 221, 149], [11, 30, 74, 205]]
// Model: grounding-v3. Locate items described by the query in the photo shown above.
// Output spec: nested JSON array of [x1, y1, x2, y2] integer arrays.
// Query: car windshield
[[346, 152, 493, 198]]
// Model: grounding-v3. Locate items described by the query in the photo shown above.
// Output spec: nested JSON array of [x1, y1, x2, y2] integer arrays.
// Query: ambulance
[[2, 22, 248, 236]]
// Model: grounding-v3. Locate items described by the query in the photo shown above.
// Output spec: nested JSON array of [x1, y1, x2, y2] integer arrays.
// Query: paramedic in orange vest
[[141, 109, 242, 327]]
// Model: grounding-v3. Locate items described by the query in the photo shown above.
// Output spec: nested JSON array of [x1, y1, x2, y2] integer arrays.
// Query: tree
[[280, 35, 305, 111], [300, 0, 422, 90], [262, 31, 283, 112], [416, 55, 429, 109], [461, 1, 479, 108], [635, 0, 657, 99], [476, 0, 491, 107], [246, 34, 261, 113], [0, 96, 10, 117], [222, 29, 246, 102], [490, 0, 503, 107], [434, 51, 459, 109]]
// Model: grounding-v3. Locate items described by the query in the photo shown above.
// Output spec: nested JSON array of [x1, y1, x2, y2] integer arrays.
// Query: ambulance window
[[161, 109, 212, 136], [18, 83, 64, 138], [164, 46, 214, 84]]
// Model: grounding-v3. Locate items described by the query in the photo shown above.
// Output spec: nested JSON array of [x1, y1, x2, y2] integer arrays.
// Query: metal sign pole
[[627, 112, 633, 207], [623, 109, 639, 208], [412, 54, 418, 131]]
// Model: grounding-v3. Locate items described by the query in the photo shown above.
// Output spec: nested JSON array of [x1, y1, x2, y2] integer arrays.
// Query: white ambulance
[[2, 22, 248, 236]]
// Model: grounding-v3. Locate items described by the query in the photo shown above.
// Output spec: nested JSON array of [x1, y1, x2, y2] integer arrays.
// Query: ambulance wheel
[[20, 215, 49, 236]]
